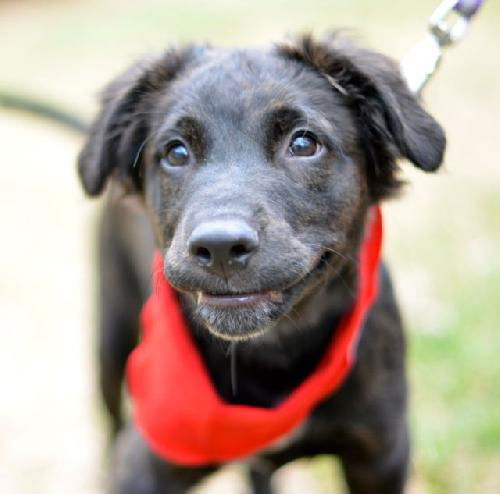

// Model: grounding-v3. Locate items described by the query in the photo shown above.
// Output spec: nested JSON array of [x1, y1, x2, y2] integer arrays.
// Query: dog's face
[[78, 36, 445, 340], [143, 47, 367, 339]]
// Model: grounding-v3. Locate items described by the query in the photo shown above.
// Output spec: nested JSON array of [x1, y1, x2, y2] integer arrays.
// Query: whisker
[[131, 128, 163, 170], [305, 242, 359, 266], [280, 311, 302, 332]]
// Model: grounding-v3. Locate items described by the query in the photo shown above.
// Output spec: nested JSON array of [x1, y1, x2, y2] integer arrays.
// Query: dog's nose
[[188, 219, 258, 277]]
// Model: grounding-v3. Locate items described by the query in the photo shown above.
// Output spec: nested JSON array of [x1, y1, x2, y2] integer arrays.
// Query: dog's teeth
[[269, 291, 283, 303], [197, 292, 203, 304]]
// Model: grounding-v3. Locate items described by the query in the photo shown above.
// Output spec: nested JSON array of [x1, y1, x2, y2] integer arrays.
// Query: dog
[[77, 34, 446, 493]]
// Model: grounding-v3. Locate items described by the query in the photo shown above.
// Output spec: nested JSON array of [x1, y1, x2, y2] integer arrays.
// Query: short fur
[[78, 34, 445, 493]]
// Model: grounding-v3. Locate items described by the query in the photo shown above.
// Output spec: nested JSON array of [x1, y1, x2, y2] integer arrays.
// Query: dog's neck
[[179, 262, 358, 408]]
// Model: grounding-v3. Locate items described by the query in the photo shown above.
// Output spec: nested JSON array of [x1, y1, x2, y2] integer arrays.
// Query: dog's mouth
[[197, 290, 284, 307], [196, 250, 332, 308], [190, 250, 334, 340]]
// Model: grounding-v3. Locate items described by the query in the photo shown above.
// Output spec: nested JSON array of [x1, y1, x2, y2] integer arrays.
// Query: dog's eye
[[288, 133, 320, 157], [162, 141, 190, 167]]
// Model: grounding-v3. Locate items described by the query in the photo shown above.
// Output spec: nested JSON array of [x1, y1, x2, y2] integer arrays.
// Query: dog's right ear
[[78, 46, 198, 196]]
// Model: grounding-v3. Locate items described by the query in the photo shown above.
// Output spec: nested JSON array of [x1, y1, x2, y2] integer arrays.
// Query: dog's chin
[[194, 296, 283, 341], [187, 251, 336, 341]]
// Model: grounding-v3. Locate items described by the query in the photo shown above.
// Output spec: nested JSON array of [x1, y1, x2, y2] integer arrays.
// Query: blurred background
[[0, 0, 499, 492]]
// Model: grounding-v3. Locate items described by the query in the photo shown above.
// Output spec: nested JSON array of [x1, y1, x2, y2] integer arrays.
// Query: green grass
[[410, 262, 500, 493]]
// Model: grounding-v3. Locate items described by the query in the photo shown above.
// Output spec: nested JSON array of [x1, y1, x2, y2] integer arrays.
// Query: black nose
[[188, 219, 259, 277]]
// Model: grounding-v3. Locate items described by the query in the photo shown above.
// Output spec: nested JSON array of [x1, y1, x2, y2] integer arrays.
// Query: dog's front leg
[[110, 425, 216, 494], [247, 458, 277, 494], [339, 421, 410, 494]]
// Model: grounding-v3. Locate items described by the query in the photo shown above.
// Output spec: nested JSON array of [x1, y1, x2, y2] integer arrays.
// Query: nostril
[[188, 219, 259, 274], [194, 246, 212, 263], [230, 243, 251, 259]]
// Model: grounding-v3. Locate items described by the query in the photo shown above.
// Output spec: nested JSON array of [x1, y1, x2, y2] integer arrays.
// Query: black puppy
[[78, 35, 445, 493]]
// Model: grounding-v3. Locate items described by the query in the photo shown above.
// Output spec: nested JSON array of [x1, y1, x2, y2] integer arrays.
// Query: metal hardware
[[401, 0, 484, 94]]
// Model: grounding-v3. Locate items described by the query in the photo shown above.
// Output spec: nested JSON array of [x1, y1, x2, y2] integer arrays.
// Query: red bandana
[[127, 207, 382, 466]]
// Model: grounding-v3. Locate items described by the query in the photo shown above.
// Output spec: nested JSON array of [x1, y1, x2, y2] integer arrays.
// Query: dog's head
[[78, 35, 445, 340]]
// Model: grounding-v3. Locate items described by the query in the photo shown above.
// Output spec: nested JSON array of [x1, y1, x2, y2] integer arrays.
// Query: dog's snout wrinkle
[[188, 219, 259, 278]]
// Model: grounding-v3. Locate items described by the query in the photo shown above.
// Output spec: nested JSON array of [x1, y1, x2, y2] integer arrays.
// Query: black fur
[[78, 34, 446, 493]]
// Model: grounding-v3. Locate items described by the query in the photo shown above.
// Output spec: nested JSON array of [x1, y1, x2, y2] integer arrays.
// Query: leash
[[401, 0, 485, 94], [0, 89, 88, 134]]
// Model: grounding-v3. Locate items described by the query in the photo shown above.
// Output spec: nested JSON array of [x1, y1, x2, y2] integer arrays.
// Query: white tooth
[[197, 292, 203, 304]]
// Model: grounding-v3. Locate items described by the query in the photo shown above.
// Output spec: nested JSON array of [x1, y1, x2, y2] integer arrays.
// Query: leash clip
[[401, 0, 484, 94], [430, 0, 480, 46]]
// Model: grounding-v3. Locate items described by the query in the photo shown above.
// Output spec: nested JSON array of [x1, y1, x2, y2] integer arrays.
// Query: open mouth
[[196, 250, 333, 309], [188, 250, 335, 340], [198, 291, 284, 307]]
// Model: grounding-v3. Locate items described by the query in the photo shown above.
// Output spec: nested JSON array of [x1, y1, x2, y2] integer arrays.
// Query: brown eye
[[163, 141, 190, 167], [288, 133, 320, 157]]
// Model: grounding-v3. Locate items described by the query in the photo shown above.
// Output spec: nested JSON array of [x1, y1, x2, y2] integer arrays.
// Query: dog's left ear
[[279, 35, 446, 200]]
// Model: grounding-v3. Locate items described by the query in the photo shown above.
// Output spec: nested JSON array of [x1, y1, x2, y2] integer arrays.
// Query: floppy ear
[[77, 46, 198, 196], [279, 35, 446, 201]]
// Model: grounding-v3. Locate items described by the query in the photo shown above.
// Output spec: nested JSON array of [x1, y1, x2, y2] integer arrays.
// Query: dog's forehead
[[162, 47, 333, 121]]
